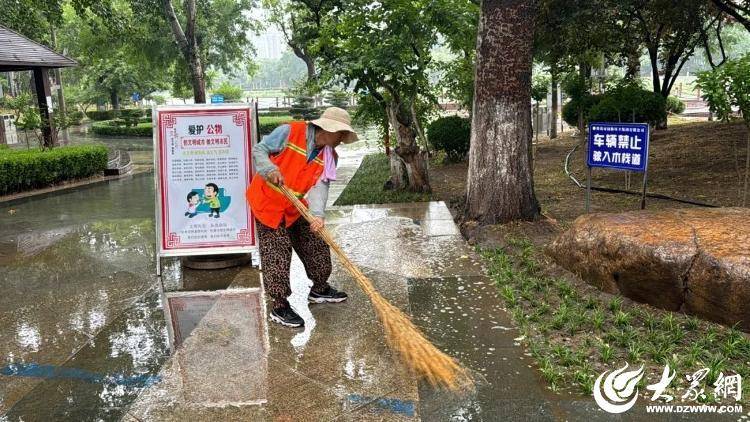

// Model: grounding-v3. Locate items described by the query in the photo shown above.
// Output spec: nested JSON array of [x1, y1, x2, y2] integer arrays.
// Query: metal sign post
[[586, 122, 650, 213], [640, 125, 651, 210], [586, 166, 592, 213]]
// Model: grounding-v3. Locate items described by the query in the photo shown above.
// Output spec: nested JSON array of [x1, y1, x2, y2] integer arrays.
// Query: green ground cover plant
[[480, 237, 750, 404]]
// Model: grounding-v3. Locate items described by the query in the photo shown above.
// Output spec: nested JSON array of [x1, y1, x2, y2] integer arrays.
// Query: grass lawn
[[333, 154, 431, 205]]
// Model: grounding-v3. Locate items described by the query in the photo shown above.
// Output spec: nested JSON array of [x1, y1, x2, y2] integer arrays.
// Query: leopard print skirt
[[256, 217, 332, 309]]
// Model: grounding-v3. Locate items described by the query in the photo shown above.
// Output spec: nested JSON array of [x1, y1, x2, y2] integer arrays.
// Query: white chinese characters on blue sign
[[588, 122, 649, 172]]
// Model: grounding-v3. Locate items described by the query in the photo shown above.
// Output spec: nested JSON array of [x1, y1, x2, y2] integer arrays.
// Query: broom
[[276, 184, 471, 390]]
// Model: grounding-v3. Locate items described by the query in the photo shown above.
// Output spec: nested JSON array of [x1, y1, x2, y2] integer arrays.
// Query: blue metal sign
[[210, 94, 225, 104], [587, 122, 649, 172], [131, 92, 141, 102]]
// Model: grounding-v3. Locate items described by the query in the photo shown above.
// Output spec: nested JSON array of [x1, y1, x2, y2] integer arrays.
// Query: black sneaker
[[269, 306, 304, 328], [308, 286, 348, 304]]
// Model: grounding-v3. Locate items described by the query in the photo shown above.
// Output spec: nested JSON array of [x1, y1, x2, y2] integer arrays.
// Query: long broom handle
[[276, 183, 470, 389], [276, 184, 380, 298]]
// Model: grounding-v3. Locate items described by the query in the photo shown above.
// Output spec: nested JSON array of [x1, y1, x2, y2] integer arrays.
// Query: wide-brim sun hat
[[310, 107, 359, 143]]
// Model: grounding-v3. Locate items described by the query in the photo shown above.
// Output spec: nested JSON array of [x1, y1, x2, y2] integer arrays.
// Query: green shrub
[[91, 120, 152, 137], [562, 94, 602, 128], [563, 84, 667, 128], [289, 95, 319, 120], [212, 81, 244, 102], [68, 111, 85, 125], [427, 115, 471, 161], [666, 96, 686, 114], [85, 110, 116, 121], [119, 109, 145, 126], [262, 108, 293, 116], [588, 85, 666, 127], [258, 115, 294, 135], [325, 90, 350, 108], [0, 145, 108, 194]]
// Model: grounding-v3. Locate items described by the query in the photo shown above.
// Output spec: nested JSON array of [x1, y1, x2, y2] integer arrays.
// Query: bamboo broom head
[[277, 184, 473, 390]]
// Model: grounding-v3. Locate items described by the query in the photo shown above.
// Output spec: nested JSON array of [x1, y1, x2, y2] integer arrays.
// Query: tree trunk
[[110, 90, 120, 111], [303, 55, 316, 82], [163, 0, 206, 103], [51, 29, 69, 144], [465, 0, 540, 224], [744, 125, 749, 206], [289, 43, 316, 83], [625, 45, 641, 79], [550, 73, 558, 139], [189, 61, 206, 104], [387, 102, 431, 193], [383, 111, 391, 156]]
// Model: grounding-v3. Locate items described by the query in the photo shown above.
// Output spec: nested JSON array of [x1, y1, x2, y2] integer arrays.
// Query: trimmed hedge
[[427, 115, 471, 162], [86, 110, 117, 121], [259, 115, 293, 135], [588, 88, 666, 127], [85, 108, 148, 121], [0, 145, 108, 194], [89, 115, 294, 137], [563, 85, 667, 128], [92, 120, 153, 137]]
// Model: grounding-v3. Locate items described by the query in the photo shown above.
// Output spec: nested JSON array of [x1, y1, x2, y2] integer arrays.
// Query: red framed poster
[[154, 104, 257, 258]]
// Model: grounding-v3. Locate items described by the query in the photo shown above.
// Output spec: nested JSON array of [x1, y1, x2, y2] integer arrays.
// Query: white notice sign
[[154, 104, 256, 256]]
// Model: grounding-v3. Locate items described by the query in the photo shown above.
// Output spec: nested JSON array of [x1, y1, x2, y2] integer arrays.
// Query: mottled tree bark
[[387, 101, 431, 193], [465, 0, 540, 224]]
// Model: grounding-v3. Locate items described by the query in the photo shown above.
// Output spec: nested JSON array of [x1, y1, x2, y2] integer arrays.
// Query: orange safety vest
[[246, 121, 325, 229]]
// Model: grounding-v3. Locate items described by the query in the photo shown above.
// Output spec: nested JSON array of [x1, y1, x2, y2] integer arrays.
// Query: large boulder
[[547, 208, 750, 330]]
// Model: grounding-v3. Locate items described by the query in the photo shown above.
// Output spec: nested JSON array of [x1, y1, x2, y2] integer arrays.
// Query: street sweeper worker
[[247, 107, 359, 328]]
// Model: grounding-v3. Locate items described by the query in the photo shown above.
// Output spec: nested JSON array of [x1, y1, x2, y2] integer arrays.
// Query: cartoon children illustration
[[184, 192, 200, 218], [203, 183, 221, 218]]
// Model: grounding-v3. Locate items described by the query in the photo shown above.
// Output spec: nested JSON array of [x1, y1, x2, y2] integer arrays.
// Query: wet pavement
[[2, 132, 737, 421], [0, 172, 166, 420]]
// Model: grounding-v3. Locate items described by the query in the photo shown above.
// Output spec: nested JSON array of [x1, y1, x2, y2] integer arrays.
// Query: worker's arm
[[252, 124, 290, 178], [306, 177, 330, 218]]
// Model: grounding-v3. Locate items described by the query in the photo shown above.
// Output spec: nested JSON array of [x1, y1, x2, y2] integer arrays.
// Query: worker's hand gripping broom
[[277, 184, 471, 390]]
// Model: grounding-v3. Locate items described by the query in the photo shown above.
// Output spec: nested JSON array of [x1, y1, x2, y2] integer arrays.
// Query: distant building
[[252, 30, 285, 60]]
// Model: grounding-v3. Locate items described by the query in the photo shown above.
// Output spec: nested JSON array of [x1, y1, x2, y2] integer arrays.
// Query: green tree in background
[[696, 54, 750, 205], [316, 0, 437, 192], [212, 81, 244, 102], [131, 0, 256, 104]]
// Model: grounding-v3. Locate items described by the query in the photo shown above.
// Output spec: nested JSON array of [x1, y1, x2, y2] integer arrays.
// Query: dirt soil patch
[[432, 119, 750, 237]]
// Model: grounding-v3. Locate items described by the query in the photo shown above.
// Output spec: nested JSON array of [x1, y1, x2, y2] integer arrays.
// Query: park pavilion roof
[[0, 24, 77, 71]]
